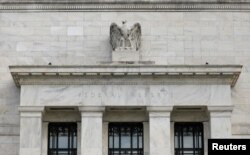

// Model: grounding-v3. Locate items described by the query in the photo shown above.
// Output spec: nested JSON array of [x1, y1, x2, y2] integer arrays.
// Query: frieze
[[82, 90, 169, 99]]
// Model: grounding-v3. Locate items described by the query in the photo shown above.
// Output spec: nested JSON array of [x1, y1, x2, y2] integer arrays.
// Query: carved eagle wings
[[110, 22, 141, 51]]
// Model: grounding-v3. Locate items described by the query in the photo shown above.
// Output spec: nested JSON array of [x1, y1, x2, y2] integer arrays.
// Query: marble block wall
[[1, 12, 250, 155]]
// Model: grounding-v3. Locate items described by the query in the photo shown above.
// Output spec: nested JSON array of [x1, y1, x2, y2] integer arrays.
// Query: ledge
[[9, 65, 242, 87], [1, 0, 250, 11]]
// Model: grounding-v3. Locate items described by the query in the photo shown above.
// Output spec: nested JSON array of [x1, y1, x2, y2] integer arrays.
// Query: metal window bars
[[48, 123, 77, 155], [174, 123, 204, 155], [108, 123, 144, 155]]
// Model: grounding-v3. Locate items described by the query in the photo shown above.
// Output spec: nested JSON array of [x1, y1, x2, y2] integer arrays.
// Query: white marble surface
[[81, 111, 103, 155], [210, 112, 232, 138], [21, 85, 231, 106], [149, 111, 171, 155], [20, 111, 43, 155], [102, 122, 108, 155], [41, 122, 48, 155], [112, 50, 140, 62], [208, 106, 233, 138]]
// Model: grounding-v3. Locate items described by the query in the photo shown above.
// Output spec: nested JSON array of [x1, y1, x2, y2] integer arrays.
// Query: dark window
[[48, 123, 77, 155], [175, 123, 204, 155], [108, 123, 143, 155]]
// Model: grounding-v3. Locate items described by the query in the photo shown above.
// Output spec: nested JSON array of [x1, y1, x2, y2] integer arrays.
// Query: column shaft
[[147, 106, 173, 155], [208, 106, 233, 138], [19, 106, 44, 155], [79, 106, 105, 155]]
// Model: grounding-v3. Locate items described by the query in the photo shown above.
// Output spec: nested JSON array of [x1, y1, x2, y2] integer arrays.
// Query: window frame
[[48, 122, 77, 155], [108, 122, 144, 155], [174, 122, 204, 155]]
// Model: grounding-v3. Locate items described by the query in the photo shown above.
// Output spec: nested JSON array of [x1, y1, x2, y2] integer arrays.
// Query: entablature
[[10, 65, 242, 87]]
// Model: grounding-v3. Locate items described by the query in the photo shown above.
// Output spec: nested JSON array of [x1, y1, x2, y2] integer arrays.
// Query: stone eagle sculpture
[[110, 21, 141, 51]]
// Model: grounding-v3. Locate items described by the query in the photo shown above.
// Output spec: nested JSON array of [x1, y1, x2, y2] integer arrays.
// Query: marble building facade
[[1, 1, 250, 155]]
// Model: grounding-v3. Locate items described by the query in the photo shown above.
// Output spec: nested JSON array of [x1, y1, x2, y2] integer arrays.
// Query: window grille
[[108, 123, 143, 155], [175, 123, 204, 155], [48, 123, 77, 155]]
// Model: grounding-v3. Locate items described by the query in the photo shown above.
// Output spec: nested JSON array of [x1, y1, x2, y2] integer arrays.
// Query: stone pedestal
[[112, 49, 140, 62], [79, 106, 105, 155], [147, 106, 173, 155], [19, 106, 44, 155], [208, 106, 233, 138]]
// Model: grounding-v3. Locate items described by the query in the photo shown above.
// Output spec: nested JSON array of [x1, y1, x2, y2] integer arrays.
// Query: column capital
[[78, 106, 105, 112], [208, 106, 234, 118], [208, 105, 234, 112], [19, 106, 45, 112], [147, 106, 173, 117], [147, 106, 173, 112], [207, 105, 234, 112], [79, 106, 105, 117], [19, 106, 44, 117]]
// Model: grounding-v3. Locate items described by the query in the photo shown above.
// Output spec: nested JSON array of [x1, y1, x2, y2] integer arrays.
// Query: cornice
[[1, 1, 250, 11], [9, 65, 242, 87]]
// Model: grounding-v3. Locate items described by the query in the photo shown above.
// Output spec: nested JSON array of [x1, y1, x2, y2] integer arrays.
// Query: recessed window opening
[[175, 122, 204, 155], [48, 123, 77, 155], [108, 123, 143, 155]]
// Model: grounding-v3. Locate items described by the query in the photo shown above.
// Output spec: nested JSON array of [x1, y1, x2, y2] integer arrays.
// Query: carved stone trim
[[1, 1, 250, 11], [9, 65, 242, 87]]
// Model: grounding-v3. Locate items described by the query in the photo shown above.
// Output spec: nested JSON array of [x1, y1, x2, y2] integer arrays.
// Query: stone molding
[[9, 65, 242, 87], [1, 1, 250, 11]]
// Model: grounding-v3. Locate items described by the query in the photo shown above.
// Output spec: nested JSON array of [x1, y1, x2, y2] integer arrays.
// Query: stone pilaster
[[143, 122, 149, 155], [79, 106, 105, 155], [77, 122, 82, 155], [41, 122, 48, 155], [208, 106, 234, 138], [19, 106, 44, 155], [147, 106, 173, 155], [102, 122, 109, 155]]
